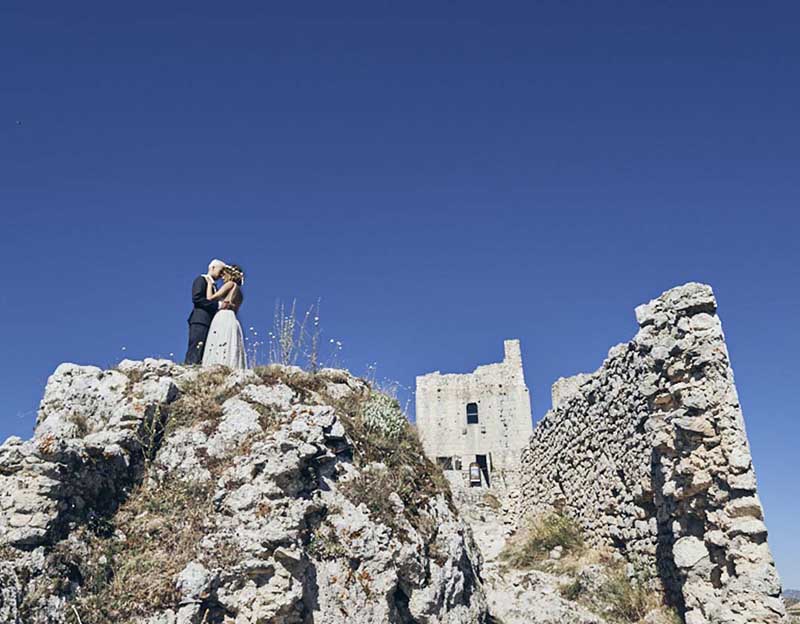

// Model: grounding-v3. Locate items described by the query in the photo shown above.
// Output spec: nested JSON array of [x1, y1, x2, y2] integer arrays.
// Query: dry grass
[[339, 467, 405, 533], [63, 477, 218, 623], [329, 390, 451, 541], [786, 600, 800, 623], [557, 559, 677, 624], [67, 412, 90, 437], [244, 400, 283, 433], [559, 576, 585, 600], [59, 369, 253, 623], [116, 366, 145, 385], [597, 567, 667, 623], [501, 513, 585, 570], [254, 364, 328, 403], [0, 543, 21, 563], [483, 492, 502, 511], [164, 368, 234, 436]]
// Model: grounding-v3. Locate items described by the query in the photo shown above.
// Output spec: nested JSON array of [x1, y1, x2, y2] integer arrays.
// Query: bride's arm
[[207, 281, 235, 302]]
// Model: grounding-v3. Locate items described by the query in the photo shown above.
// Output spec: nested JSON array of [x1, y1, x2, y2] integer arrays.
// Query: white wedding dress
[[202, 308, 247, 369]]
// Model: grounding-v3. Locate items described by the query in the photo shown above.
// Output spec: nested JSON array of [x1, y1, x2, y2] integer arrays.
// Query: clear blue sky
[[1, 2, 798, 587]]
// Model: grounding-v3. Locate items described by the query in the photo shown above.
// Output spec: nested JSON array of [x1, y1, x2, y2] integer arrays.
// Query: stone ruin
[[0, 282, 788, 624], [416, 339, 533, 491], [518, 283, 786, 623]]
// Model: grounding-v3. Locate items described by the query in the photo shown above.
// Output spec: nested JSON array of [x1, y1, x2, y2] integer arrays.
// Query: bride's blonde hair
[[222, 264, 245, 285]]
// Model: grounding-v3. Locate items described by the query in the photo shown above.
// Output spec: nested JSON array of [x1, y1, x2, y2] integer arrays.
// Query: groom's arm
[[191, 276, 214, 308]]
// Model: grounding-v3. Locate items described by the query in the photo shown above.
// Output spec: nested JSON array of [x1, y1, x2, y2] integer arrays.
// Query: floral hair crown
[[223, 265, 245, 285]]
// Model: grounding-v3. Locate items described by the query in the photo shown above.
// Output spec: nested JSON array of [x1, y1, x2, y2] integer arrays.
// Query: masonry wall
[[416, 340, 533, 486], [518, 283, 785, 624]]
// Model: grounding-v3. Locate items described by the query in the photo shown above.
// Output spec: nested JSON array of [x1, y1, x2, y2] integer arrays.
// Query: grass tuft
[[557, 560, 677, 624], [598, 568, 659, 623], [483, 492, 502, 511], [500, 513, 584, 569], [164, 368, 234, 436], [253, 364, 327, 403]]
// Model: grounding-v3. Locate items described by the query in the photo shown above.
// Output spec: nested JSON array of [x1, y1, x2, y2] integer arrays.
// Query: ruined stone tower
[[415, 339, 533, 489]]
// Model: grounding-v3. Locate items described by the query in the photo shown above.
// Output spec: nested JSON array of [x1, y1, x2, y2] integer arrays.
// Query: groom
[[185, 259, 226, 365]]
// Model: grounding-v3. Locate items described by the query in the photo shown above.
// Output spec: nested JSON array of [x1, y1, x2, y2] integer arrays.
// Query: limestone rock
[[517, 283, 786, 623], [0, 361, 488, 624], [673, 536, 709, 569], [176, 561, 214, 603]]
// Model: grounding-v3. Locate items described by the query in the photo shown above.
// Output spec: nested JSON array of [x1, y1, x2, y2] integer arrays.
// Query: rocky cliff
[[0, 361, 488, 623], [518, 283, 786, 624]]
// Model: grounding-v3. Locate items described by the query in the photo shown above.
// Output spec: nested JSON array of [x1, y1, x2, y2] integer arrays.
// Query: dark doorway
[[475, 454, 490, 487]]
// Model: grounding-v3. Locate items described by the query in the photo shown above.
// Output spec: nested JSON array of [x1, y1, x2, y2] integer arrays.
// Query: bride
[[201, 264, 247, 369]]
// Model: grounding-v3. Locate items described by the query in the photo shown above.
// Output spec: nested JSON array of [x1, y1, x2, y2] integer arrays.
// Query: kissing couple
[[184, 259, 247, 369]]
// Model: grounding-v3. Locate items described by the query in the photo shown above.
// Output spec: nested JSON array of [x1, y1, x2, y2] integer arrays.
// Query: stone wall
[[416, 340, 533, 487], [518, 283, 786, 624]]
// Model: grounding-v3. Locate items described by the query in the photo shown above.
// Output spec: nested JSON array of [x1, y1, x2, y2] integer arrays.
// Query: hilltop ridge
[[0, 360, 487, 623]]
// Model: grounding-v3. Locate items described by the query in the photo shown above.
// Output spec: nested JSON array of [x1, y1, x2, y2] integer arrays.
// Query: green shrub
[[361, 391, 407, 439]]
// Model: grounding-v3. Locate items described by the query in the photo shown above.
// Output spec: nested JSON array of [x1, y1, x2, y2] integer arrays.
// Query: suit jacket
[[187, 275, 217, 326]]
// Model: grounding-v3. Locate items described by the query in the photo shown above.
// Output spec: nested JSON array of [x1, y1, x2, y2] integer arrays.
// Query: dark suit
[[184, 275, 217, 364]]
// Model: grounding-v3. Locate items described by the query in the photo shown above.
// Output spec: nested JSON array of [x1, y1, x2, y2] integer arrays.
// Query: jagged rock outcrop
[[519, 283, 786, 624], [0, 360, 488, 624]]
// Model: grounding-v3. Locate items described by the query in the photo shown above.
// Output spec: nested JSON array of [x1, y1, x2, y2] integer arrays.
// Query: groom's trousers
[[185, 322, 210, 365]]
